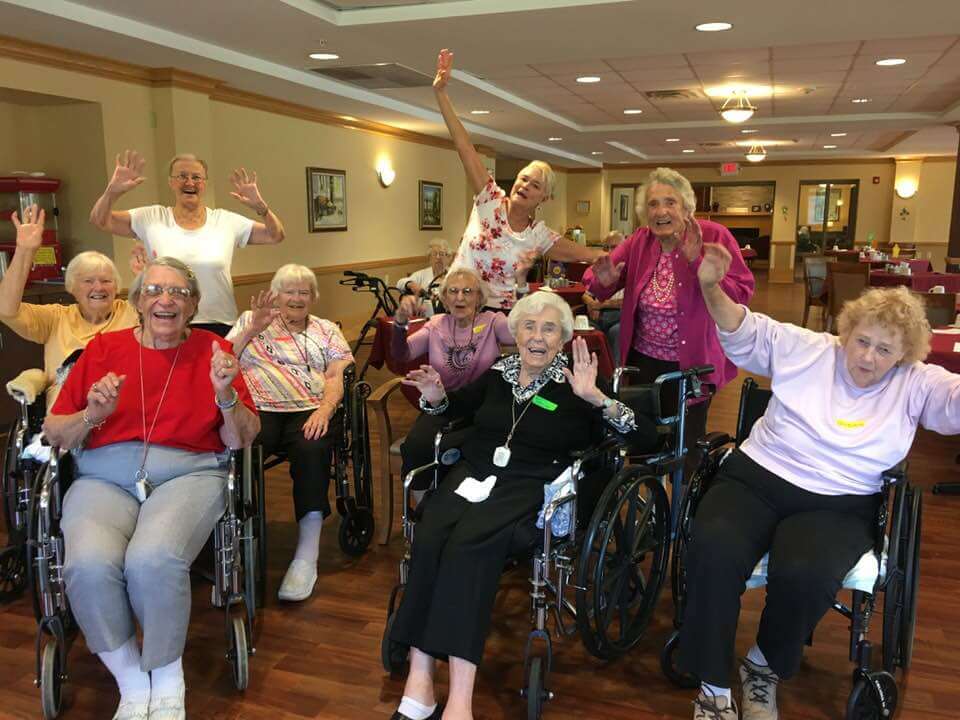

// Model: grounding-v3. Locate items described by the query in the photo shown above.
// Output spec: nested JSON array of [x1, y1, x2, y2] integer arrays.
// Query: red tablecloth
[[870, 271, 960, 292], [530, 282, 587, 309], [928, 330, 960, 374]]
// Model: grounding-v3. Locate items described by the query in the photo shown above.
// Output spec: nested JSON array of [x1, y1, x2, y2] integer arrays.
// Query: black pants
[[191, 322, 231, 337], [677, 450, 879, 686], [625, 350, 710, 478], [389, 460, 543, 665], [400, 413, 473, 487], [257, 409, 343, 520]]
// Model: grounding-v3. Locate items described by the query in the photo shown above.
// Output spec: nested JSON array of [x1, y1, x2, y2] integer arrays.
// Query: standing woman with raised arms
[[433, 48, 603, 311]]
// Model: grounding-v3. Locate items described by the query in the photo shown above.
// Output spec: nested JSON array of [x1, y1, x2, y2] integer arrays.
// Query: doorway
[[796, 180, 859, 254]]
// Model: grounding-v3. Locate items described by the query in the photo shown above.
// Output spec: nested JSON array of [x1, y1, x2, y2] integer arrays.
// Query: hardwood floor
[[1, 272, 958, 719]]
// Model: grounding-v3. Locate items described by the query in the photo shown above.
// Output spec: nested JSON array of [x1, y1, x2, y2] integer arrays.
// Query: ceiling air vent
[[643, 89, 702, 101], [308, 63, 432, 90]]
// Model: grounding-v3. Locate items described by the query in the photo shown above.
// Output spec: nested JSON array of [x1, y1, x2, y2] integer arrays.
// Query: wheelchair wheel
[[660, 629, 699, 689], [882, 486, 922, 673], [40, 639, 64, 720], [381, 585, 408, 674], [575, 471, 669, 659], [846, 672, 897, 720], [0, 543, 27, 602], [524, 656, 547, 720], [338, 508, 374, 557], [899, 489, 921, 670], [228, 615, 249, 691]]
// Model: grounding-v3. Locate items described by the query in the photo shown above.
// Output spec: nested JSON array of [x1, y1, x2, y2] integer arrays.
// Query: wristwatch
[[215, 387, 239, 411]]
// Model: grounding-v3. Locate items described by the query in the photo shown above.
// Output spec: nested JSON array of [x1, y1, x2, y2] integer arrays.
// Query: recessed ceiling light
[[576, 76, 601, 84], [851, 97, 872, 103], [309, 52, 340, 61], [591, 151, 604, 155], [623, 109, 644, 115], [470, 110, 490, 115], [548, 137, 562, 142], [665, 138, 680, 142], [823, 144, 838, 149], [875, 57, 906, 66], [695, 21, 733, 32], [740, 129, 759, 134], [830, 132, 848, 137], [682, 149, 696, 153]]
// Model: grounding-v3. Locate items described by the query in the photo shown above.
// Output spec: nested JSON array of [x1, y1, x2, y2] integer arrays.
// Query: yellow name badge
[[473, 323, 486, 334], [836, 419, 866, 429]]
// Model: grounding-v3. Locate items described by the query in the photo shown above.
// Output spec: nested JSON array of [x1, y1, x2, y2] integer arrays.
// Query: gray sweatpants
[[61, 442, 227, 670]]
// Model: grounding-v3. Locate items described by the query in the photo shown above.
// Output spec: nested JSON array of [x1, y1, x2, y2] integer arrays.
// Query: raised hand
[[563, 336, 602, 404], [590, 253, 624, 288], [698, 243, 732, 289], [680, 214, 704, 263], [210, 341, 240, 396], [434, 48, 454, 92], [85, 372, 126, 425], [108, 150, 146, 196], [395, 294, 424, 325], [249, 289, 280, 333], [229, 168, 267, 212], [130, 242, 148, 275], [402, 364, 446, 405], [302, 405, 333, 440], [514, 249, 538, 284], [11, 204, 45, 250]]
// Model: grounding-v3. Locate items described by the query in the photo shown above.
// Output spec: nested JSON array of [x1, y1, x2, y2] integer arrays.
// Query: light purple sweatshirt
[[720, 308, 960, 495]]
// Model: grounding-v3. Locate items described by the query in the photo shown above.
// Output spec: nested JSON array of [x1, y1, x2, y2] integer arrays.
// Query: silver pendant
[[134, 468, 152, 502], [493, 445, 511, 468]]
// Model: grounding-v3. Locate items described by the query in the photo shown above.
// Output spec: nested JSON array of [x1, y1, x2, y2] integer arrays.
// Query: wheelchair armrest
[[6, 368, 47, 404], [569, 435, 623, 466], [881, 460, 908, 484], [697, 431, 732, 453]]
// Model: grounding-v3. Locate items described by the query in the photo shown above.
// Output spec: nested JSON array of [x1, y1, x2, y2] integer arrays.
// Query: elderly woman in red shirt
[[584, 167, 754, 470]]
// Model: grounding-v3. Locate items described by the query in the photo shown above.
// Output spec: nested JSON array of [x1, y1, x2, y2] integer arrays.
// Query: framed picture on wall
[[576, 200, 591, 215], [306, 167, 347, 232], [419, 180, 443, 230]]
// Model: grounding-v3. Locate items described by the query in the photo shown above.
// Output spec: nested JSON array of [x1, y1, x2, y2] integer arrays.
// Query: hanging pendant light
[[720, 92, 756, 123], [744, 144, 767, 162]]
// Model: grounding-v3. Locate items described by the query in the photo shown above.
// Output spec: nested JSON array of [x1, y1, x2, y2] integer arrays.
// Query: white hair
[[64, 251, 120, 295], [428, 238, 451, 253], [438, 266, 489, 309], [519, 160, 556, 201], [507, 290, 574, 342], [270, 264, 319, 299], [636, 166, 697, 226]]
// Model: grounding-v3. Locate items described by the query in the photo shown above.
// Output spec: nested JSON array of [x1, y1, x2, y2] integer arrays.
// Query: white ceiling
[[2, 0, 959, 167]]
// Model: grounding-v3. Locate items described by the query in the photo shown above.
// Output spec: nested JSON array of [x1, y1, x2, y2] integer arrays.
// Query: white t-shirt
[[451, 178, 560, 309], [397, 265, 444, 317], [129, 205, 254, 325]]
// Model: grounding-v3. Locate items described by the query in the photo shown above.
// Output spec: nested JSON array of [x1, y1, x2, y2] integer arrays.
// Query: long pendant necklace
[[446, 315, 478, 373], [493, 395, 536, 468], [134, 329, 182, 501]]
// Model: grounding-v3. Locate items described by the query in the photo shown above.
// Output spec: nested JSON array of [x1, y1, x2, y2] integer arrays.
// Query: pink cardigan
[[583, 220, 754, 391]]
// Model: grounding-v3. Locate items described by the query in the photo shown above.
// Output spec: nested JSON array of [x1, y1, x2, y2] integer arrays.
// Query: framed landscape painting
[[419, 180, 443, 230], [306, 167, 347, 232]]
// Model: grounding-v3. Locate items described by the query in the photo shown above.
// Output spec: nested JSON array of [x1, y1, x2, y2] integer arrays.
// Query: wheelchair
[[2, 369, 48, 603], [660, 377, 922, 720], [258, 362, 375, 557], [25, 443, 266, 719], [380, 365, 714, 719]]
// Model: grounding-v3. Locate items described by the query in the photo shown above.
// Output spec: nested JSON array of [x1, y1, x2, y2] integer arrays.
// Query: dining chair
[[916, 291, 957, 328], [825, 261, 870, 332], [802, 256, 830, 328], [945, 256, 960, 274]]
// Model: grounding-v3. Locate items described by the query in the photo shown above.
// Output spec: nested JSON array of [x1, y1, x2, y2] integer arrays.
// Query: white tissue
[[455, 474, 498, 503], [23, 433, 52, 462]]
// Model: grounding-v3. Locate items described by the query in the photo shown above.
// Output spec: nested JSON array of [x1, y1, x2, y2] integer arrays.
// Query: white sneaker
[[148, 685, 185, 720], [739, 657, 779, 720], [278, 559, 318, 602], [113, 699, 149, 720]]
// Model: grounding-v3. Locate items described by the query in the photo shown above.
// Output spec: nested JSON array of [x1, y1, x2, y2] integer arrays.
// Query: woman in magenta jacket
[[583, 167, 754, 469]]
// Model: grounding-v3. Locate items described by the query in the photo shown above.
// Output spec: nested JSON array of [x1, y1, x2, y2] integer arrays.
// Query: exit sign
[[720, 162, 741, 176]]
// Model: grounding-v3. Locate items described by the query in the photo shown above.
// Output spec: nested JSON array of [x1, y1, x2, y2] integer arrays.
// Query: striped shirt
[[228, 313, 354, 412]]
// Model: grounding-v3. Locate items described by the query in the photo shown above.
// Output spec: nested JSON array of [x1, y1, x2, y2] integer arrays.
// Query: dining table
[[869, 271, 960, 293], [928, 328, 960, 374], [530, 281, 588, 310]]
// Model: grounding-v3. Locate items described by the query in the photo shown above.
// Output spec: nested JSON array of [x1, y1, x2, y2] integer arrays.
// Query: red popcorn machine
[[0, 175, 64, 282]]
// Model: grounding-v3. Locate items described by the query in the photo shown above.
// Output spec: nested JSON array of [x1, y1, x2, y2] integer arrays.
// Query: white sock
[[293, 511, 324, 565], [397, 696, 437, 720], [701, 682, 732, 702], [150, 656, 185, 697], [98, 637, 150, 702], [746, 643, 769, 667]]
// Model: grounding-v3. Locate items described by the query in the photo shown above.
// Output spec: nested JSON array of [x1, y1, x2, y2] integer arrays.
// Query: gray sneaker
[[693, 690, 739, 720], [739, 657, 779, 720]]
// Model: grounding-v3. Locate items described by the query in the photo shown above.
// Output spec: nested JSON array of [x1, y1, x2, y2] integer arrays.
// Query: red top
[[51, 328, 256, 453]]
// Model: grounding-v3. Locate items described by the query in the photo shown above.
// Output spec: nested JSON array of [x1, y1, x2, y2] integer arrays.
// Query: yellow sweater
[[1, 299, 139, 406]]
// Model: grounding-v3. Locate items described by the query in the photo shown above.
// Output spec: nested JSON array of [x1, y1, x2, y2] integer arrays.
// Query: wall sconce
[[894, 179, 918, 199], [377, 164, 396, 188]]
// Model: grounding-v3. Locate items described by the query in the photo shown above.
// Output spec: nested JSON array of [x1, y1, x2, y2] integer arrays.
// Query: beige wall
[[567, 171, 603, 243], [0, 101, 15, 171]]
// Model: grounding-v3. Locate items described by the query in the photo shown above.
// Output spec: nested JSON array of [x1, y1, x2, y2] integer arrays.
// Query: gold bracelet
[[82, 408, 105, 429]]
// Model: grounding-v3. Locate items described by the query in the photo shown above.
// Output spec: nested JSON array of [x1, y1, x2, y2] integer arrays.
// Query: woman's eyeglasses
[[445, 287, 475, 297], [142, 284, 193, 299]]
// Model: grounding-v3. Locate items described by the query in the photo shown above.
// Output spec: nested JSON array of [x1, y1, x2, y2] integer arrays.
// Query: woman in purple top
[[584, 167, 754, 471], [392, 266, 514, 482]]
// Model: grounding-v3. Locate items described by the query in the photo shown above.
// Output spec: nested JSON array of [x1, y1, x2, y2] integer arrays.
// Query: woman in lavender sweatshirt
[[679, 244, 960, 720], [392, 266, 514, 483]]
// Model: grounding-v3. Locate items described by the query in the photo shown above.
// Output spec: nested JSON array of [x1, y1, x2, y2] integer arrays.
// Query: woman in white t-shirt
[[90, 150, 286, 335], [433, 49, 603, 310]]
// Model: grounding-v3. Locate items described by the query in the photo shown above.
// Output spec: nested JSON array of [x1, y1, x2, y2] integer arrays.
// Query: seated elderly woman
[[227, 263, 354, 602], [396, 238, 452, 316], [392, 266, 515, 484], [0, 205, 138, 405], [43, 256, 259, 720], [388, 291, 658, 720], [679, 247, 960, 720]]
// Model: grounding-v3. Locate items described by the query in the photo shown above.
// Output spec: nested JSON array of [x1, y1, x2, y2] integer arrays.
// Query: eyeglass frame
[[141, 283, 194, 299], [170, 172, 207, 183]]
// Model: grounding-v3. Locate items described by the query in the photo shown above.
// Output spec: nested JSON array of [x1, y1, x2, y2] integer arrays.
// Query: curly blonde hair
[[836, 286, 931, 364]]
